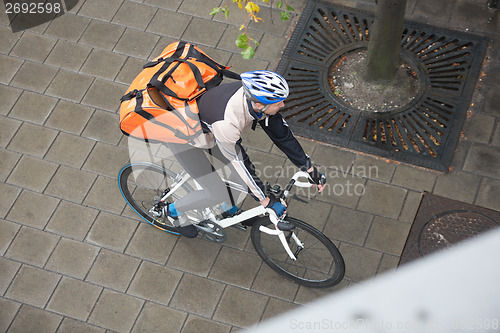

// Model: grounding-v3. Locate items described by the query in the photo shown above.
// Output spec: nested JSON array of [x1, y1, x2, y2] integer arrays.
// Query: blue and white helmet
[[241, 70, 289, 104]]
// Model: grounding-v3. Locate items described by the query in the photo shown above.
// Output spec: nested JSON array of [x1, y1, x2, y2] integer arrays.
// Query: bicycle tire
[[118, 163, 193, 234], [251, 217, 345, 288]]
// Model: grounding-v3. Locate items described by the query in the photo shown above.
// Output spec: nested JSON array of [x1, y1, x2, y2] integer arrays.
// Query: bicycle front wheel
[[251, 217, 345, 288], [118, 163, 193, 234]]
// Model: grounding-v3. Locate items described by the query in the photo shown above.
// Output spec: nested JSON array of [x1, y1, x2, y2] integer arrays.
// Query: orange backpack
[[119, 41, 240, 143]]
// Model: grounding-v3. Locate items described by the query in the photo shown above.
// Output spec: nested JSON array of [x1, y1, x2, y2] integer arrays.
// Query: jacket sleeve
[[260, 113, 312, 171], [211, 121, 267, 201]]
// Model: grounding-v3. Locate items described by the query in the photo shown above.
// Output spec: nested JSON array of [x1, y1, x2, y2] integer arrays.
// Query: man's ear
[[254, 102, 265, 111]]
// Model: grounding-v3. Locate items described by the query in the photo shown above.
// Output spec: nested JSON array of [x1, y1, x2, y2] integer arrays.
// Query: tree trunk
[[365, 0, 407, 82]]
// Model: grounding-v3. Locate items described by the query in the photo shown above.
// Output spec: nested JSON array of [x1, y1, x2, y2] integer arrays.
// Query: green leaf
[[286, 5, 294, 12], [276, 1, 283, 9], [280, 11, 290, 21], [221, 7, 229, 19], [209, 7, 220, 16], [242, 46, 255, 59], [235, 34, 248, 49]]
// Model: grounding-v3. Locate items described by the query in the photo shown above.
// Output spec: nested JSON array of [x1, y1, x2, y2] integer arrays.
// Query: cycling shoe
[[175, 224, 198, 238]]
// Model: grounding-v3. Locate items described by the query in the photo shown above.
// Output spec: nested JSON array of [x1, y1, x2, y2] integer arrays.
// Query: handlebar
[[282, 171, 313, 201], [290, 171, 315, 188], [265, 171, 315, 226]]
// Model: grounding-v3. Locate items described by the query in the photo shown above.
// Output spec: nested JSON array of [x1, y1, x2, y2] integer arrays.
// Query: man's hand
[[307, 166, 326, 192], [261, 197, 287, 218]]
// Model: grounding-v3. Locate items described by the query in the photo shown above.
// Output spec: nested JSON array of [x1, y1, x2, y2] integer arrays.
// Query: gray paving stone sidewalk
[[1, 0, 499, 332]]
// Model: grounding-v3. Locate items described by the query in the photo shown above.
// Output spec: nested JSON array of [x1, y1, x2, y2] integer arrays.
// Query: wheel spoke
[[118, 163, 193, 233]]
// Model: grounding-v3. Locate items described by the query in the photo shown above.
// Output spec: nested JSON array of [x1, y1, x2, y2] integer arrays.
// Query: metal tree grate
[[277, 0, 489, 171]]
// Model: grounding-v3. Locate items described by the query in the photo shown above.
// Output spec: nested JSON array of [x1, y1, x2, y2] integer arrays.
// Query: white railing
[[249, 227, 500, 332]]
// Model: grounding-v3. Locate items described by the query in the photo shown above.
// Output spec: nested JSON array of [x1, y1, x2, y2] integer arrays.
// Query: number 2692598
[[5, 2, 62, 14]]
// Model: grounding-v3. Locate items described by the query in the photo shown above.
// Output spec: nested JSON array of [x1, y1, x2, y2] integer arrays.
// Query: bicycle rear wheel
[[251, 217, 345, 288], [118, 163, 193, 234]]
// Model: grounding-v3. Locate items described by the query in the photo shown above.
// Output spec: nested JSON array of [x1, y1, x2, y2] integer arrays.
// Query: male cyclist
[[164, 70, 326, 237]]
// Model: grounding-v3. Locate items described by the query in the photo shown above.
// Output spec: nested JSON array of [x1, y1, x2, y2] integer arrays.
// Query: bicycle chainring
[[196, 220, 226, 243]]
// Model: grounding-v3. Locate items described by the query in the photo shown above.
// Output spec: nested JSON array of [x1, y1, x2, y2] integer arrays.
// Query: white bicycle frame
[[159, 170, 315, 261]]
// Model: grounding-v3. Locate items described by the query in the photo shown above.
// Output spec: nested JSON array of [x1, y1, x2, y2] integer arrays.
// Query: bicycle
[[118, 162, 345, 288]]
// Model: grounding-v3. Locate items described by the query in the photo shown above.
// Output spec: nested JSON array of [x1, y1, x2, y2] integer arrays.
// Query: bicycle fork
[[259, 225, 304, 261]]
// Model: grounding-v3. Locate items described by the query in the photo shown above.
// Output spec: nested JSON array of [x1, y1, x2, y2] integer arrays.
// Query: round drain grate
[[277, 1, 489, 171], [399, 194, 500, 265], [418, 210, 498, 256]]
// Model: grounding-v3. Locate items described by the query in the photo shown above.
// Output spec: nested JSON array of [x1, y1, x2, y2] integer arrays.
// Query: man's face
[[256, 100, 285, 116]]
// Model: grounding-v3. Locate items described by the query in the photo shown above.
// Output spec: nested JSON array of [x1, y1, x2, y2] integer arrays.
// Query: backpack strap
[[143, 41, 187, 68], [145, 45, 241, 94], [131, 90, 194, 142], [221, 69, 241, 80], [120, 89, 139, 102], [148, 58, 206, 101], [185, 45, 241, 84]]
